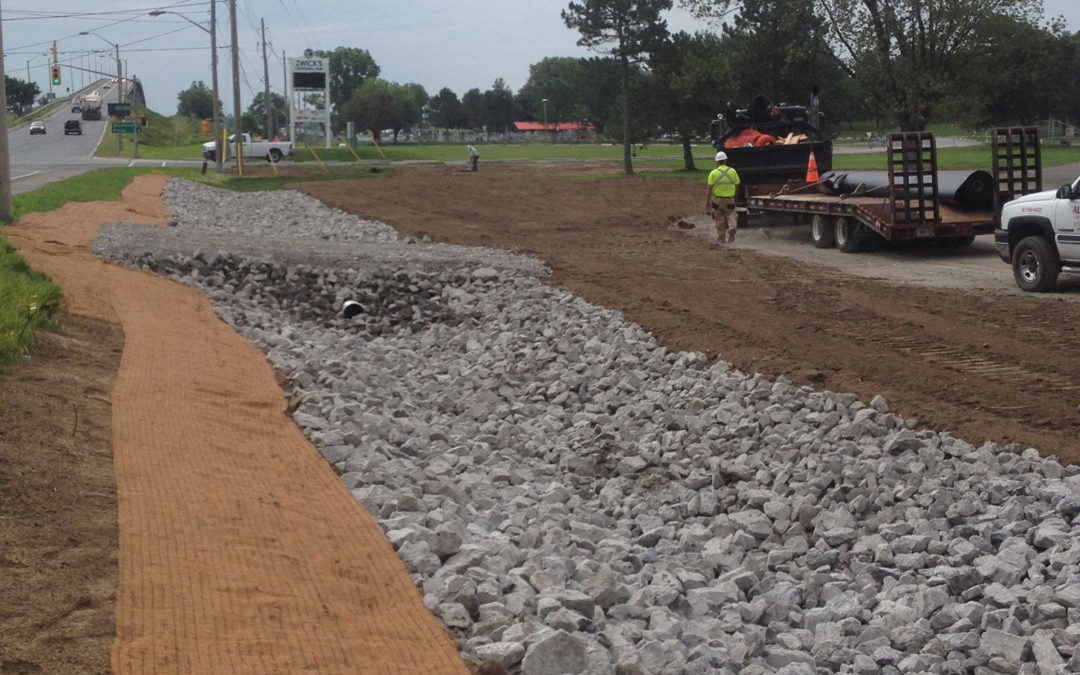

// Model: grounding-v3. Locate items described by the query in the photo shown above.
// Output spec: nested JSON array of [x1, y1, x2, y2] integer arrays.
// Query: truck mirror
[[1057, 185, 1073, 200]]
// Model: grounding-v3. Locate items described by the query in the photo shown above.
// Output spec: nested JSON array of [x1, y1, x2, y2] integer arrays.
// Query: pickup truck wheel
[[835, 217, 859, 253], [1013, 236, 1060, 292], [811, 214, 836, 248], [268, 148, 283, 163]]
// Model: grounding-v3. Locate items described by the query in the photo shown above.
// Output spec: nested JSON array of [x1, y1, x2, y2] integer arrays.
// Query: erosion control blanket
[[6, 175, 467, 675], [817, 170, 994, 211]]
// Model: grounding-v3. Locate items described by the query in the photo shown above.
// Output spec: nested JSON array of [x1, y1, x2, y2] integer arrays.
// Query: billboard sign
[[291, 56, 327, 90]]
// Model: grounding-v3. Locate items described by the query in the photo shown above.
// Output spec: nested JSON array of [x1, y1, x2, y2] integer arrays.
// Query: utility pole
[[131, 68, 140, 159], [0, 5, 13, 221], [230, 0, 243, 175], [261, 18, 271, 139], [115, 43, 123, 155], [211, 0, 222, 173]]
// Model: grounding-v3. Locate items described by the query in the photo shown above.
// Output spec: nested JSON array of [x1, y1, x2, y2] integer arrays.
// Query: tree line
[[164, 0, 1078, 172]]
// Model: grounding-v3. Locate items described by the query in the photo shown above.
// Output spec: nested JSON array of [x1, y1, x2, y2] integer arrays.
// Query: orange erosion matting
[[7, 175, 468, 674]]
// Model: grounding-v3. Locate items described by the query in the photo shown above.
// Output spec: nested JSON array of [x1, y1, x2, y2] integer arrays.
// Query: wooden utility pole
[[212, 0, 222, 173], [0, 5, 12, 221], [230, 0, 243, 174], [261, 19, 272, 139]]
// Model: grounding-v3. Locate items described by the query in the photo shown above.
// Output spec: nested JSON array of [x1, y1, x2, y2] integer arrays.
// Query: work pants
[[711, 197, 737, 242]]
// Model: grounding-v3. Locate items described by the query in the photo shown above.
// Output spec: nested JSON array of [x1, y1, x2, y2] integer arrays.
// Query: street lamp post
[[79, 31, 129, 156], [149, 8, 221, 173], [542, 98, 548, 142]]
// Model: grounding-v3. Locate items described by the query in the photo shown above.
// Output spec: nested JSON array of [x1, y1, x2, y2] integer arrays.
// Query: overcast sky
[[3, 1, 1078, 118]]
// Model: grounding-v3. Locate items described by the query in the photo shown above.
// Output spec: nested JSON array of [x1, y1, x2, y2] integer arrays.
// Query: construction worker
[[706, 151, 741, 243]]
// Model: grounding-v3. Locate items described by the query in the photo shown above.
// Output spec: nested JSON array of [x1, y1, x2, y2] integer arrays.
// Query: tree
[[644, 31, 730, 169], [397, 83, 429, 135], [339, 79, 423, 142], [680, 0, 1042, 130], [246, 92, 289, 138], [518, 57, 582, 124], [677, 0, 861, 128], [427, 87, 469, 128], [316, 47, 380, 110], [176, 81, 218, 119], [462, 88, 483, 129], [5, 75, 38, 114], [949, 15, 1077, 127], [563, 0, 673, 175], [481, 79, 520, 132]]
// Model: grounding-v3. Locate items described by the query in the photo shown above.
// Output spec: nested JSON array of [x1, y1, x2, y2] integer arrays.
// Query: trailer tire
[[268, 148, 283, 163], [811, 215, 835, 248], [1012, 236, 1060, 292], [835, 217, 859, 253]]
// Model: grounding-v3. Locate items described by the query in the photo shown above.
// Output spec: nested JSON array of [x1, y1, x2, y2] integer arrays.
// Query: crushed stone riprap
[[94, 178, 1080, 674]]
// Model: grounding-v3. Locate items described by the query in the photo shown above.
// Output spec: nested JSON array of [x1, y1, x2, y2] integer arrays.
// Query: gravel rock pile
[[94, 178, 1080, 675]]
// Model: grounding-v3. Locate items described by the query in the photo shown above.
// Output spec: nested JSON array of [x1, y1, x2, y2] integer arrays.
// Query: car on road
[[64, 119, 82, 135], [29, 121, 45, 135], [71, 102, 82, 112]]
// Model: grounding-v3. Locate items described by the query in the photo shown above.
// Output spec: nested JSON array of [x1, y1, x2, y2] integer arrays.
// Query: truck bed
[[747, 192, 996, 240]]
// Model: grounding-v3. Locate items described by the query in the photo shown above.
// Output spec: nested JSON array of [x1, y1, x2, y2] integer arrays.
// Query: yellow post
[[367, 129, 386, 160], [303, 143, 329, 173], [336, 137, 362, 162]]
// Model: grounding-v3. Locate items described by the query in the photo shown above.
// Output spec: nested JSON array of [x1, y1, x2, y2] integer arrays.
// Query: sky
[[2, 0, 1079, 119]]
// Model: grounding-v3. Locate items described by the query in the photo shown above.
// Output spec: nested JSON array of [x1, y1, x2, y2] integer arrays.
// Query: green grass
[[0, 238, 62, 367], [98, 112, 212, 160]]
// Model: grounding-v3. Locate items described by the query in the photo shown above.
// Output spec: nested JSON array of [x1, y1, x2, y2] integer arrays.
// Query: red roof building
[[513, 121, 595, 132]]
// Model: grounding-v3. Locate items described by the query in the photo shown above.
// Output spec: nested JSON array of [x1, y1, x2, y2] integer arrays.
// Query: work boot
[[726, 230, 737, 243]]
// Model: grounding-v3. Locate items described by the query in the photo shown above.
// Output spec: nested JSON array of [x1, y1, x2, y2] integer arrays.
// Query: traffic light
[[51, 65, 61, 86]]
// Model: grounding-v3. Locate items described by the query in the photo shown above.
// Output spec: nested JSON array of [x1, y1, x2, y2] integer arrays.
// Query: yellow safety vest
[[709, 165, 740, 198]]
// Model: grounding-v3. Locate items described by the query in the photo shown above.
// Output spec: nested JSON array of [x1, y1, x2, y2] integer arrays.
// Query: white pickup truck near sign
[[202, 133, 293, 163]]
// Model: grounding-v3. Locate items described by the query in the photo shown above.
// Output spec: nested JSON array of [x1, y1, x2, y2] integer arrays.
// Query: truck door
[[1055, 177, 1080, 262]]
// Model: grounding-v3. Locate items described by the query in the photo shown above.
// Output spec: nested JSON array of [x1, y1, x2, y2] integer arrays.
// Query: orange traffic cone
[[805, 150, 819, 183]]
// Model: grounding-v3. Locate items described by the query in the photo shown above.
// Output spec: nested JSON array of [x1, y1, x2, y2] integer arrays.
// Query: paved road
[[8, 80, 201, 195]]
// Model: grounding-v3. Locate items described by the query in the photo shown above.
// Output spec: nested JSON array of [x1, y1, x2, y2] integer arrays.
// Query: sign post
[[288, 50, 331, 148]]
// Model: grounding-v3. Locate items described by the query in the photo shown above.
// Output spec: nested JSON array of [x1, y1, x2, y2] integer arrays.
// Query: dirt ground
[[4, 160, 1080, 672], [295, 161, 1080, 463]]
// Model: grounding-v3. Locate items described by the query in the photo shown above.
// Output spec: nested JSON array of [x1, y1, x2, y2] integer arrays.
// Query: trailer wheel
[[835, 217, 859, 253], [1012, 236, 1060, 292], [811, 215, 835, 248]]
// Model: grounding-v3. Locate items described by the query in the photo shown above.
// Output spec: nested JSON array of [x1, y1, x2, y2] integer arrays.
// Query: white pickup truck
[[202, 133, 293, 163], [995, 175, 1080, 291]]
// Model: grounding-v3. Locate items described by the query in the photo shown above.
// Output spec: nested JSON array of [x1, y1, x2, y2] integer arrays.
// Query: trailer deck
[[741, 127, 1042, 251], [747, 191, 995, 241]]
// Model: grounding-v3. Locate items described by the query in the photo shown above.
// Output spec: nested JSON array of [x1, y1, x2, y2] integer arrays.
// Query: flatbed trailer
[[742, 127, 1042, 252]]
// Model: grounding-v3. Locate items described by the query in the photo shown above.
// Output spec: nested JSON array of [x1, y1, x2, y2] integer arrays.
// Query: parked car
[[29, 121, 45, 135], [64, 119, 82, 135]]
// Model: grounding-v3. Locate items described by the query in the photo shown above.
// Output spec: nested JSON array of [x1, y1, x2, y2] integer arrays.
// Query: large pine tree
[[563, 0, 672, 175]]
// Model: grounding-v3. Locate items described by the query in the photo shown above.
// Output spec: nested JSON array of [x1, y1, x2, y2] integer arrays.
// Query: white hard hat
[[715, 151, 727, 162]]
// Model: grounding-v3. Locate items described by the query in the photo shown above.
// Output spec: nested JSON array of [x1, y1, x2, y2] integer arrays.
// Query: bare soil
[[294, 162, 1080, 462], [4, 160, 1080, 672]]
